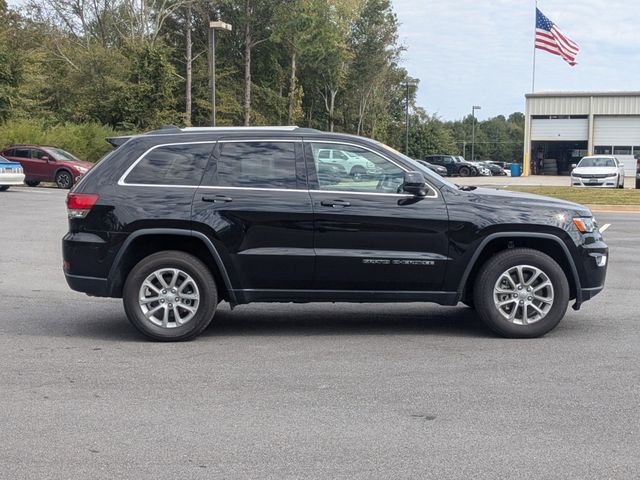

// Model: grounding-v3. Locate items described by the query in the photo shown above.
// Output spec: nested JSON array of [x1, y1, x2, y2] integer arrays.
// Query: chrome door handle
[[202, 195, 233, 203], [321, 199, 351, 208]]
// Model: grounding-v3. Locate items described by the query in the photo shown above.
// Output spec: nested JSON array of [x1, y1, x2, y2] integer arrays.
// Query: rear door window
[[124, 143, 213, 185], [11, 148, 31, 159], [213, 141, 298, 189]]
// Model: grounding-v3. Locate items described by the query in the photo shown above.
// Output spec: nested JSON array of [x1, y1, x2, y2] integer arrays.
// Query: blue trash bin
[[511, 163, 522, 177]]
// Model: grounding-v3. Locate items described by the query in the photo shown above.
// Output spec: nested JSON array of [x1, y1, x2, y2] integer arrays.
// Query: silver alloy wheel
[[138, 268, 200, 328], [493, 264, 554, 325]]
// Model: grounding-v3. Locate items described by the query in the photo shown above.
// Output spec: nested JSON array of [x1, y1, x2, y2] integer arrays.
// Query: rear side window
[[125, 144, 213, 185], [11, 148, 31, 158], [214, 141, 297, 189]]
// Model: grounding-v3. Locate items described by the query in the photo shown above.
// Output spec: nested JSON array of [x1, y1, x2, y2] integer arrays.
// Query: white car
[[571, 155, 625, 188], [317, 148, 380, 181], [0, 156, 25, 191]]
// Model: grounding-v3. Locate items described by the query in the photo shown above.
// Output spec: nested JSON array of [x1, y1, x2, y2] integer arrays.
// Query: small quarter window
[[125, 144, 212, 185], [215, 142, 297, 189]]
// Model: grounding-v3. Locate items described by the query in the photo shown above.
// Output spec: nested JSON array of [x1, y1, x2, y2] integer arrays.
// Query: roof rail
[[180, 126, 301, 132]]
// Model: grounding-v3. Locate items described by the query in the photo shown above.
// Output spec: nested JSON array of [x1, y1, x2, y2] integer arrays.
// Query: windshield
[[373, 140, 457, 189], [578, 157, 615, 168], [45, 147, 81, 162]]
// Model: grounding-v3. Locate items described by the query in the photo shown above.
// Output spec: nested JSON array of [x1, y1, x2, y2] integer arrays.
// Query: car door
[[6, 148, 37, 179], [31, 148, 55, 181], [192, 138, 315, 295], [305, 140, 450, 293]]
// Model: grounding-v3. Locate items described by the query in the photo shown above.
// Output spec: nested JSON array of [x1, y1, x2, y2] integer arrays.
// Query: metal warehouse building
[[523, 91, 640, 177]]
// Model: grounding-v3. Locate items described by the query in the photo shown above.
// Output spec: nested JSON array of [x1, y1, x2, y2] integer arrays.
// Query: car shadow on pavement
[[199, 303, 492, 339], [4, 303, 492, 342]]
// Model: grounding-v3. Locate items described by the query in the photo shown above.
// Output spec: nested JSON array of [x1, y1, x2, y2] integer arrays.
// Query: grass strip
[[503, 186, 640, 205]]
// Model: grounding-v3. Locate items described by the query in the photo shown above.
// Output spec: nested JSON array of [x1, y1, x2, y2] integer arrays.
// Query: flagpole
[[531, 0, 538, 92]]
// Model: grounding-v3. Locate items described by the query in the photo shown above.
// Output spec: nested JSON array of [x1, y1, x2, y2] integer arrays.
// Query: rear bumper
[[64, 273, 109, 297], [62, 231, 118, 297], [0, 173, 25, 185]]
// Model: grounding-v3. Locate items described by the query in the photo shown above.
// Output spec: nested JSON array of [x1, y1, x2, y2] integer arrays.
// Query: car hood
[[573, 166, 617, 175], [467, 187, 591, 216]]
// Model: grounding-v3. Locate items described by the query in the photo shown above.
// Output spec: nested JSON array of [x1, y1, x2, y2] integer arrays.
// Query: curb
[[586, 204, 640, 213]]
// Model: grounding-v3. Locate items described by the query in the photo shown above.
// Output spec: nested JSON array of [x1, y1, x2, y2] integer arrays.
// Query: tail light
[[637, 159, 640, 174], [67, 193, 99, 219]]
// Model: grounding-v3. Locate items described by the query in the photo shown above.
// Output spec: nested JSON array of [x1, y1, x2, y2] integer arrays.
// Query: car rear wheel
[[473, 248, 569, 338], [25, 180, 40, 187], [123, 251, 218, 341], [55, 170, 73, 189]]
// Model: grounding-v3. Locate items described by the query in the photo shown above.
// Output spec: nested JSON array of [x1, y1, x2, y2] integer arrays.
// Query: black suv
[[424, 155, 478, 177], [63, 127, 608, 341]]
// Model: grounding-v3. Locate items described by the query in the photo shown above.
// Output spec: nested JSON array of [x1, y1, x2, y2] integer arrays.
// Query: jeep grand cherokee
[[62, 126, 608, 341]]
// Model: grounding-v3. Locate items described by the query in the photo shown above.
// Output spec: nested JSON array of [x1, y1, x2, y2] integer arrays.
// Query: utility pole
[[471, 105, 481, 161]]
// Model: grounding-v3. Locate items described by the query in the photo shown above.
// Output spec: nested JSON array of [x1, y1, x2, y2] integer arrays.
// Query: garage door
[[594, 116, 640, 176], [531, 118, 588, 141], [593, 116, 640, 145]]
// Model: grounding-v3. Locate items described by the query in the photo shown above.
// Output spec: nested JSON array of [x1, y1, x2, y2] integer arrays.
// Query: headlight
[[573, 217, 597, 233], [76, 167, 88, 174]]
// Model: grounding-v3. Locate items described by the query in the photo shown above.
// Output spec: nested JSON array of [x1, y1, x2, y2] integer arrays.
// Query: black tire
[[350, 165, 366, 182], [25, 180, 40, 187], [55, 170, 73, 189], [618, 178, 624, 189], [0, 186, 9, 191], [458, 166, 471, 177], [123, 251, 218, 341], [473, 248, 569, 338]]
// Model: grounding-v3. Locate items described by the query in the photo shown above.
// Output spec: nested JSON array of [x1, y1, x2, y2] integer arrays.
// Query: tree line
[[0, 0, 523, 162]]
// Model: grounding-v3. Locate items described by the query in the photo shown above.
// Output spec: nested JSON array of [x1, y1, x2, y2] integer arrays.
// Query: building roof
[[526, 91, 640, 98]]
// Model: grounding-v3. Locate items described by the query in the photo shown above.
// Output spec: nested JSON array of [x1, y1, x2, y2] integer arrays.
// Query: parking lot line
[[599, 223, 611, 233]]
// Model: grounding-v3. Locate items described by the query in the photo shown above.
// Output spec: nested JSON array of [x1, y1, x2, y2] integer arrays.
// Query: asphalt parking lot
[[1, 186, 639, 480]]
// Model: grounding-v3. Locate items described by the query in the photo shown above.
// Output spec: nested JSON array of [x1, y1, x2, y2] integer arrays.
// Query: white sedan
[[0, 156, 25, 191], [571, 155, 625, 188]]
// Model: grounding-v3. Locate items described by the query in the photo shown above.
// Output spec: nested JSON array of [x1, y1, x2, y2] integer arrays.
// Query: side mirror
[[403, 171, 428, 196], [41, 155, 50, 162], [571, 163, 577, 169], [619, 162, 625, 168]]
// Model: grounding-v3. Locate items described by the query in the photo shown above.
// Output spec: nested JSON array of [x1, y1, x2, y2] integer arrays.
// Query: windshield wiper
[[456, 184, 477, 191]]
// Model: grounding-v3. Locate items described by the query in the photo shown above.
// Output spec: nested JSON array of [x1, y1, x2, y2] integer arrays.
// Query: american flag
[[535, 8, 579, 66]]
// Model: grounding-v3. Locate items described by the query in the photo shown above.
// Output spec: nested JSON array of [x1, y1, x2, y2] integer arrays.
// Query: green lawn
[[504, 186, 640, 205]]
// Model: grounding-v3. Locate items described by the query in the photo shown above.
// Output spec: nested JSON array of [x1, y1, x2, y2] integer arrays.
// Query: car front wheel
[[473, 248, 569, 338], [123, 251, 218, 341], [458, 166, 471, 177], [55, 170, 73, 189]]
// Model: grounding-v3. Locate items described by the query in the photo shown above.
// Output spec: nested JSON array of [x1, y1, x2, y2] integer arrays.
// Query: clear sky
[[393, 0, 640, 121]]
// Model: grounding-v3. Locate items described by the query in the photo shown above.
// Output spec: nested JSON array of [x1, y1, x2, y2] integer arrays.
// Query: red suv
[[0, 145, 93, 189]]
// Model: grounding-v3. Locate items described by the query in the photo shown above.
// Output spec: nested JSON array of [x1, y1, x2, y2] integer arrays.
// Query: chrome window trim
[[118, 141, 218, 186], [198, 186, 308, 193], [217, 138, 302, 143], [306, 140, 439, 199]]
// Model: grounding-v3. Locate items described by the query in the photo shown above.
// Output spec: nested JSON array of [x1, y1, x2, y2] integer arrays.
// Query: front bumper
[[0, 173, 25, 186], [572, 236, 608, 310], [572, 175, 618, 187]]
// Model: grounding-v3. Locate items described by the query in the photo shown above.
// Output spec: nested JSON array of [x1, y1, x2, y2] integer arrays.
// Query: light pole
[[209, 20, 232, 126], [471, 105, 481, 161], [404, 81, 417, 156]]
